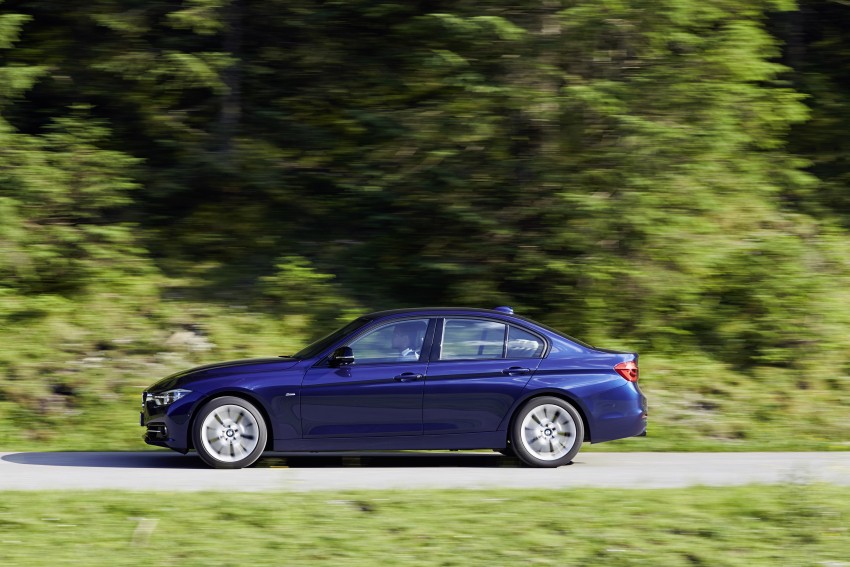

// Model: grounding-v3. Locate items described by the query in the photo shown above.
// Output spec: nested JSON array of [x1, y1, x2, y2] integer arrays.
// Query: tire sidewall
[[511, 396, 583, 468], [192, 396, 268, 469]]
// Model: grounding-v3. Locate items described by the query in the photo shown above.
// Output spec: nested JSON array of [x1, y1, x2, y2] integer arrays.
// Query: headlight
[[148, 389, 192, 407]]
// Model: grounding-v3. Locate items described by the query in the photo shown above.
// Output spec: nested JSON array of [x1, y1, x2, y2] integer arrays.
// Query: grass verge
[[0, 485, 847, 566]]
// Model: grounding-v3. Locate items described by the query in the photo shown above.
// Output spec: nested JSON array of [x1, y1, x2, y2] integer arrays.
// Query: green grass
[[0, 486, 847, 566], [613, 354, 850, 452]]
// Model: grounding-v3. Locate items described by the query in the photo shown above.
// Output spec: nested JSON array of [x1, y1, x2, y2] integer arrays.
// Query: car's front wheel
[[511, 396, 583, 467], [192, 396, 267, 469]]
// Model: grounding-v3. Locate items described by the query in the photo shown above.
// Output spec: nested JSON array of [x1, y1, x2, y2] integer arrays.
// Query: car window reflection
[[348, 319, 429, 363]]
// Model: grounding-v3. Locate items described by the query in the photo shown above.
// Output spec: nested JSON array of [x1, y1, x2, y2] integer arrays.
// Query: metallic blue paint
[[301, 362, 427, 437], [423, 359, 541, 435], [141, 307, 647, 456]]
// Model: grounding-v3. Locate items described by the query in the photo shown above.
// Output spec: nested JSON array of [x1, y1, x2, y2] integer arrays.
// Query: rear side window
[[507, 326, 545, 358], [441, 319, 506, 360]]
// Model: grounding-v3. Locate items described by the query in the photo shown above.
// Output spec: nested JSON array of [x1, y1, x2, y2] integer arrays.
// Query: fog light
[[146, 424, 168, 440]]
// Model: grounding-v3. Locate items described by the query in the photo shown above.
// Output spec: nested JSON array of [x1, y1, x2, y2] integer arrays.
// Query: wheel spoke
[[200, 404, 260, 463], [519, 403, 578, 461]]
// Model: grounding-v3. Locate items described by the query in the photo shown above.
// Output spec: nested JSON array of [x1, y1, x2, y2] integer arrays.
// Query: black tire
[[192, 396, 268, 469], [511, 396, 583, 468]]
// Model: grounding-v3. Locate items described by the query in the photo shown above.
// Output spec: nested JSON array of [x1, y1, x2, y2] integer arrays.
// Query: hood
[[147, 357, 299, 392]]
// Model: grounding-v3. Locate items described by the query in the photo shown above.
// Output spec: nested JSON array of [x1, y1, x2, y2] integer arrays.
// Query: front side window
[[440, 319, 507, 360], [348, 319, 429, 363]]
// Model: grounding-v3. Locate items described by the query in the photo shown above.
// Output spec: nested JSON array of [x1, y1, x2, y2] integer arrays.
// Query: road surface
[[1, 451, 848, 491]]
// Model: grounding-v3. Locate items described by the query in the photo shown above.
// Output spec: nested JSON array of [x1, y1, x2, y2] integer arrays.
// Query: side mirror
[[329, 346, 354, 367]]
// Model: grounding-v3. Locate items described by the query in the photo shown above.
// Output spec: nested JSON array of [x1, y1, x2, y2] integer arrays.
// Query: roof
[[362, 307, 516, 319], [358, 306, 598, 351]]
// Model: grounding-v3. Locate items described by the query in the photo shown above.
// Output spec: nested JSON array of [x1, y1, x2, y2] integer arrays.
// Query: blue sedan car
[[141, 307, 646, 468]]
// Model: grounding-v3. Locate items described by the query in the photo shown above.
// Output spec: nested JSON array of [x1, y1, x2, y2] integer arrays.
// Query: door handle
[[502, 366, 530, 376], [393, 372, 423, 382]]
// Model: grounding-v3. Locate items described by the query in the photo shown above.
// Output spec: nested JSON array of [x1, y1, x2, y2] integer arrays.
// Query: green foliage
[[0, 0, 849, 449], [260, 255, 362, 332], [785, 1, 850, 225]]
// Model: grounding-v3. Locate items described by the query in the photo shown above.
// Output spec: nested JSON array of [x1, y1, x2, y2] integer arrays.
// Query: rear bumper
[[587, 381, 647, 443]]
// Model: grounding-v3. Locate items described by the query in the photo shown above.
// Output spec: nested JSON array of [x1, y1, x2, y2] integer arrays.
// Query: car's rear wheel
[[511, 396, 583, 467], [192, 396, 267, 469]]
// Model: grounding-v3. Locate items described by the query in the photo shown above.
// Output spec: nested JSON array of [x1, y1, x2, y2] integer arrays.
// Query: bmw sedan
[[141, 307, 647, 468]]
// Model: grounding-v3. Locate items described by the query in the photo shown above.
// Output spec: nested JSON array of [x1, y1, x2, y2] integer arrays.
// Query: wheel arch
[[187, 389, 275, 451], [504, 390, 592, 444]]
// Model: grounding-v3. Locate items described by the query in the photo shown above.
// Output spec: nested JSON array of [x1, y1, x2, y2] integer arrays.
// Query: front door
[[300, 318, 432, 437]]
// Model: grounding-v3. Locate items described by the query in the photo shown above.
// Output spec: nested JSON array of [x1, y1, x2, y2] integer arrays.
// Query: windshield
[[291, 317, 372, 359]]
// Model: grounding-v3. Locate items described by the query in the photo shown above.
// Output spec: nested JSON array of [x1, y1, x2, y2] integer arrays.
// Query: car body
[[141, 307, 647, 468]]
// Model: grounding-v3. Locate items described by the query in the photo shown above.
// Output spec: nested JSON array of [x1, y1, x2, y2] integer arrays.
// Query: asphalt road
[[1, 451, 848, 491]]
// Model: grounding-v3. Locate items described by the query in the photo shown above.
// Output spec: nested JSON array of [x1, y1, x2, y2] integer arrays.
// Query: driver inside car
[[392, 323, 422, 360]]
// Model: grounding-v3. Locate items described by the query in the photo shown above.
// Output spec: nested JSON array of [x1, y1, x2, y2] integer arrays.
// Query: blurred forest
[[1, 0, 849, 449]]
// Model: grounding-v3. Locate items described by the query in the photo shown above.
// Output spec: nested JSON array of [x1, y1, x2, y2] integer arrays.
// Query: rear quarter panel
[[499, 350, 646, 443]]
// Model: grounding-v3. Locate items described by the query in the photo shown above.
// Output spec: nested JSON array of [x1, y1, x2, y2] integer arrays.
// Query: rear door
[[423, 318, 545, 435]]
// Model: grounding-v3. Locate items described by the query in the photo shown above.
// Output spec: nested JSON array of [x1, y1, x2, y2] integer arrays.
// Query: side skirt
[[273, 432, 506, 452]]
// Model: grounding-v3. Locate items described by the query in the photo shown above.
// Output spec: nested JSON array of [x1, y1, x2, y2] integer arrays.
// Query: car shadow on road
[[256, 452, 526, 469], [1, 451, 528, 469], [1, 451, 208, 469]]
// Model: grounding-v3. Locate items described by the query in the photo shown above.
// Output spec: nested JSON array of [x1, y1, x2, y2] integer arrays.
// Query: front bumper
[[140, 392, 195, 452], [142, 419, 171, 447]]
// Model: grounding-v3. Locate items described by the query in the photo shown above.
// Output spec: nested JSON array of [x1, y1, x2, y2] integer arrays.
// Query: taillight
[[614, 360, 639, 382]]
